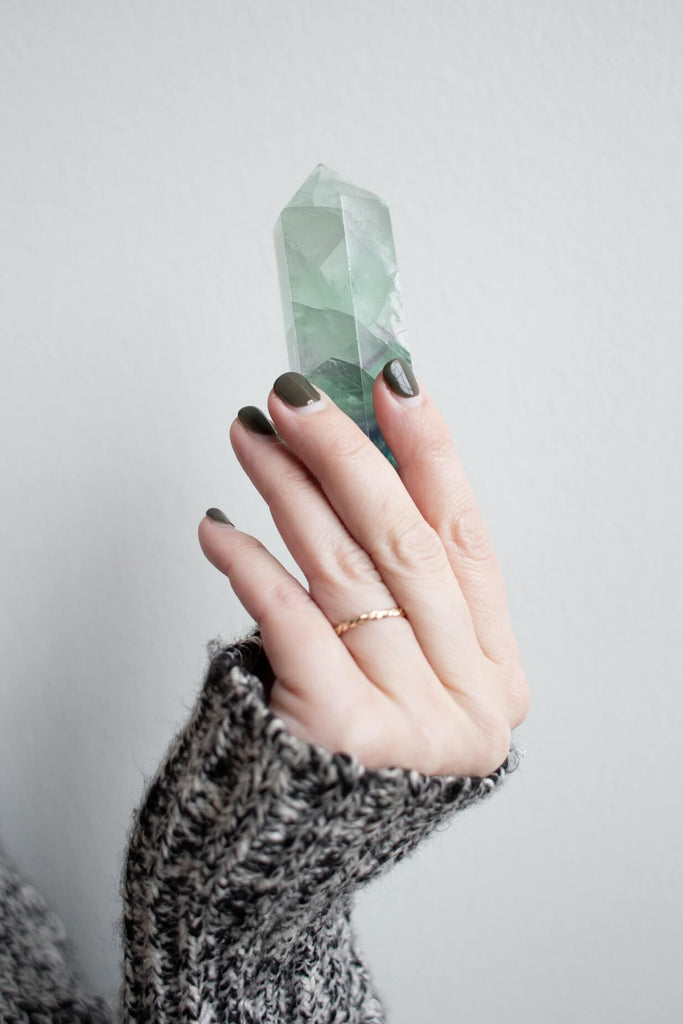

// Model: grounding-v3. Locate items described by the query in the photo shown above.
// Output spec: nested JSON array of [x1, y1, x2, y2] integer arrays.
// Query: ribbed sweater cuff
[[120, 627, 521, 1021]]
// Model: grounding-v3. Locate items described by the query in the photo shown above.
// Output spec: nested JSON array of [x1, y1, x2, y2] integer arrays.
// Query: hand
[[198, 362, 530, 777]]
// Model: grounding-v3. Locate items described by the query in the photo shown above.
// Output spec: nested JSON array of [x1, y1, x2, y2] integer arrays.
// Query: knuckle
[[462, 680, 514, 776], [379, 512, 447, 573], [317, 535, 383, 588], [490, 715, 513, 767], [492, 657, 531, 729], [412, 711, 457, 777], [260, 575, 306, 617], [451, 505, 496, 564], [475, 713, 513, 777], [509, 667, 532, 728], [338, 696, 383, 762]]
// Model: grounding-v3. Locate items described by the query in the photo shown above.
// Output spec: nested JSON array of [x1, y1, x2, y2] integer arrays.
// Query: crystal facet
[[274, 164, 411, 469]]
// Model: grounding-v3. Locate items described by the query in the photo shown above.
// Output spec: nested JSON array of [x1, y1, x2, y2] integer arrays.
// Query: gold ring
[[333, 606, 407, 636]]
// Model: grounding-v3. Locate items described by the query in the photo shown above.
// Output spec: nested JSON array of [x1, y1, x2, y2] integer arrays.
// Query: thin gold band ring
[[333, 606, 407, 636]]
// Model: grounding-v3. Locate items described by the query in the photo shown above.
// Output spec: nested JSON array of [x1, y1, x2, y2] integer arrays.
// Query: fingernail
[[206, 507, 234, 526], [273, 371, 324, 410], [237, 406, 277, 436], [382, 358, 421, 402]]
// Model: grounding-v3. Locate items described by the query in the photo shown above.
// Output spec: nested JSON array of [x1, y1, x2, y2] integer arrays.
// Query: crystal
[[274, 164, 412, 469]]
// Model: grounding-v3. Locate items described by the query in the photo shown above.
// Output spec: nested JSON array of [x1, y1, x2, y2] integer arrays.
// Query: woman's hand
[[198, 361, 530, 778]]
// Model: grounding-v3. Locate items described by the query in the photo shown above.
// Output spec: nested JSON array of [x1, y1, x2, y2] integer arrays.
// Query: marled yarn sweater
[[0, 626, 522, 1022]]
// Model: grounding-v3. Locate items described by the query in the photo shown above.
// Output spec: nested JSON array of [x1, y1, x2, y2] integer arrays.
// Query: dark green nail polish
[[273, 371, 321, 408], [382, 358, 419, 399], [237, 406, 277, 436], [206, 507, 234, 526]]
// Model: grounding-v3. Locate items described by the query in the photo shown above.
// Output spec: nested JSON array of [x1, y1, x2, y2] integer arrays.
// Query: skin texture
[[198, 368, 531, 778]]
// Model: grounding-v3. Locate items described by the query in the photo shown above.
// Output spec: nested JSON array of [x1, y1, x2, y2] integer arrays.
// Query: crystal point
[[274, 165, 411, 468]]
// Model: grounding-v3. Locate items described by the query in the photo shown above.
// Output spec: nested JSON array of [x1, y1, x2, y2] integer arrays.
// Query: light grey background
[[1, 1, 681, 1020]]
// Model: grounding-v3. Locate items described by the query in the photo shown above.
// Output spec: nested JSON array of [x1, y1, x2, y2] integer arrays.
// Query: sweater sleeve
[[0, 850, 113, 1023], [119, 626, 523, 1024]]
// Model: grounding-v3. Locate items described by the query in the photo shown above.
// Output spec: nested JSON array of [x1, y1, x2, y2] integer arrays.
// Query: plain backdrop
[[1, 1, 681, 1020]]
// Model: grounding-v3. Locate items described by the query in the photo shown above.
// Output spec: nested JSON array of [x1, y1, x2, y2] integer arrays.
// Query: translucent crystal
[[274, 164, 412, 469]]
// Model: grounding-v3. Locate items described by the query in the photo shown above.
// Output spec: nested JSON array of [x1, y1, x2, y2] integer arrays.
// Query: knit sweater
[[0, 625, 522, 1022]]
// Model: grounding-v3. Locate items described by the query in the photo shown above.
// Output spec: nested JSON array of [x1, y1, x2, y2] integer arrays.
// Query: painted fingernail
[[206, 507, 234, 526], [237, 406, 277, 436], [382, 358, 420, 401], [273, 371, 323, 409]]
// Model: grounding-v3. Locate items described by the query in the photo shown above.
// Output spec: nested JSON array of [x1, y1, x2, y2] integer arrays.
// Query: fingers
[[264, 374, 484, 696], [372, 366, 529, 721], [373, 369, 523, 662], [227, 415, 441, 702], [197, 514, 373, 746], [204, 363, 528, 735]]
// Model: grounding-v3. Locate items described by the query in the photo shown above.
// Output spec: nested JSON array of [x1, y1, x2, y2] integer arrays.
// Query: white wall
[[1, 1, 681, 1019]]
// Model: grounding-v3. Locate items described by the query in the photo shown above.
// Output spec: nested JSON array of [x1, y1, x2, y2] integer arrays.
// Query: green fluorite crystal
[[274, 164, 411, 469]]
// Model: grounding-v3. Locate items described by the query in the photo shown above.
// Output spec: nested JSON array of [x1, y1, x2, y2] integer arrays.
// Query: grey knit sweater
[[0, 626, 522, 1022]]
